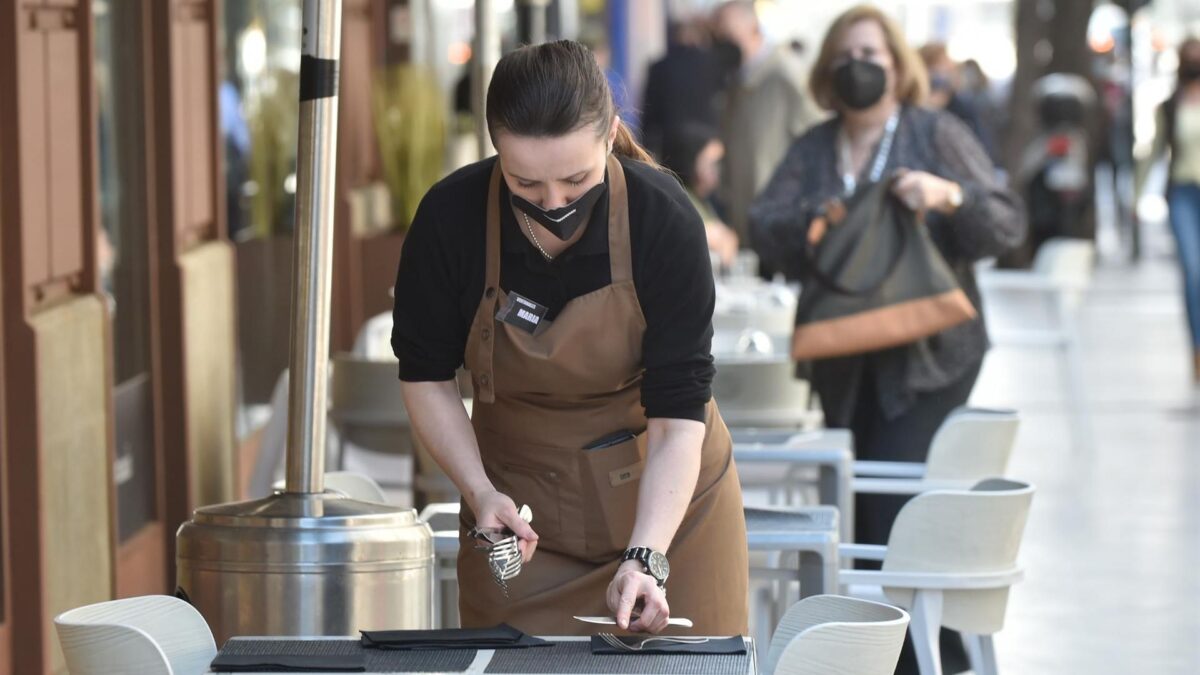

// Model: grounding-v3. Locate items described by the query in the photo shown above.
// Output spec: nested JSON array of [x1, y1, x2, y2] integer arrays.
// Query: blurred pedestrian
[[659, 123, 740, 269], [641, 18, 723, 159], [1146, 37, 1200, 385], [919, 43, 999, 165], [750, 7, 1025, 670], [711, 0, 821, 248]]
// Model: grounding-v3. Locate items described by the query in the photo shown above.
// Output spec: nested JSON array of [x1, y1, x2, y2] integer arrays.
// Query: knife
[[574, 615, 694, 628]]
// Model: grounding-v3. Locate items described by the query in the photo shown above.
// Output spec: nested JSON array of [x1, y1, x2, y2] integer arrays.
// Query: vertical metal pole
[[473, 0, 499, 159], [285, 0, 343, 494], [523, 0, 550, 45]]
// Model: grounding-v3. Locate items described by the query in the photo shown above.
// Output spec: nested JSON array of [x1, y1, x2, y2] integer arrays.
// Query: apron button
[[480, 374, 490, 386], [482, 328, 491, 340], [485, 287, 496, 299]]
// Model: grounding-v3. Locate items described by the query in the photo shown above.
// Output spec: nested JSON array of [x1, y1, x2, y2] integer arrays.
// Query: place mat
[[361, 624, 549, 650], [484, 640, 751, 675], [211, 652, 364, 672], [214, 639, 474, 673], [589, 635, 747, 655]]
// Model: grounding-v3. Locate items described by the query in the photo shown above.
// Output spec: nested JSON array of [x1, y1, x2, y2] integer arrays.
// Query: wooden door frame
[[143, 0, 226, 576], [0, 1, 113, 672]]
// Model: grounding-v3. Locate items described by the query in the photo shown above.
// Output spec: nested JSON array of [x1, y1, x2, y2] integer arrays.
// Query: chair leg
[[961, 633, 985, 674], [908, 590, 944, 675], [976, 634, 998, 675]]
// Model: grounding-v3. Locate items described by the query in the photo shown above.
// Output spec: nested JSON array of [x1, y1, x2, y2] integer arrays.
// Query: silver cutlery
[[596, 633, 711, 652], [574, 616, 695, 628], [469, 505, 532, 597]]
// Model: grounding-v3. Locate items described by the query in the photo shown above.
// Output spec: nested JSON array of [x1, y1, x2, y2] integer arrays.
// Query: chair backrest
[[923, 407, 1019, 480], [330, 353, 414, 455], [323, 471, 389, 503], [883, 479, 1035, 634], [767, 595, 909, 675], [55, 595, 217, 675], [711, 357, 811, 425], [330, 353, 410, 424]]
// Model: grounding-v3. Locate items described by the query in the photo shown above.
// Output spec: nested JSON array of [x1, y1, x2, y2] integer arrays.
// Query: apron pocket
[[489, 459, 564, 543], [579, 431, 647, 560]]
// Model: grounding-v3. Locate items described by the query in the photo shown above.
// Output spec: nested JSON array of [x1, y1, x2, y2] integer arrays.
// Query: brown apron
[[459, 155, 748, 636]]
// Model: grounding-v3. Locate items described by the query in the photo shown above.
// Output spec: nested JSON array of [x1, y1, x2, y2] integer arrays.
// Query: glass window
[[94, 0, 158, 543], [222, 0, 303, 240]]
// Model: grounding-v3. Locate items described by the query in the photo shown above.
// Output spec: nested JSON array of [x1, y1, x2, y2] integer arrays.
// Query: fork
[[596, 633, 711, 652], [471, 505, 532, 596]]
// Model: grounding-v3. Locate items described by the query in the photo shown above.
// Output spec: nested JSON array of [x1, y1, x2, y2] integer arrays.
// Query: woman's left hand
[[891, 169, 961, 214], [607, 560, 670, 633]]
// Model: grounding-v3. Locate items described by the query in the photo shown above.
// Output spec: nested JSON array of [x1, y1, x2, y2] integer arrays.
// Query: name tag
[[495, 291, 549, 334]]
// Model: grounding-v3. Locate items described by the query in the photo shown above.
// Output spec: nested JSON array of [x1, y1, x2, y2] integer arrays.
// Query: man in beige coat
[[712, 1, 821, 245]]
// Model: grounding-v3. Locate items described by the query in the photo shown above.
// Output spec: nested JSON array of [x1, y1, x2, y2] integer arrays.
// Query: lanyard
[[839, 110, 900, 195]]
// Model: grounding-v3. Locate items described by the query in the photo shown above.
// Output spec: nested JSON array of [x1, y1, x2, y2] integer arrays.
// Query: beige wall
[[180, 241, 238, 509], [30, 295, 114, 675]]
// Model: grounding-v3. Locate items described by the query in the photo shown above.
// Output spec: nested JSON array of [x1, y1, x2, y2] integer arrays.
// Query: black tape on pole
[[299, 55, 339, 101]]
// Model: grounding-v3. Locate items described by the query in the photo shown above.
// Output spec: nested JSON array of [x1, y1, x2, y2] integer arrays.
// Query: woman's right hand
[[470, 489, 540, 562]]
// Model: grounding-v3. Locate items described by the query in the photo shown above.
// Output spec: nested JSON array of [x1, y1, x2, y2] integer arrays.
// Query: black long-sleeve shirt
[[750, 106, 1026, 423], [392, 155, 716, 422]]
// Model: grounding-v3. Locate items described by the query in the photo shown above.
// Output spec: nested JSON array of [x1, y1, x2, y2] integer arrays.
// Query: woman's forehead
[[496, 127, 604, 179], [838, 20, 886, 49]]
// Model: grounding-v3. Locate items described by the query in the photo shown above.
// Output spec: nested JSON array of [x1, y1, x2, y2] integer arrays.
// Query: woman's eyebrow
[[509, 168, 592, 183]]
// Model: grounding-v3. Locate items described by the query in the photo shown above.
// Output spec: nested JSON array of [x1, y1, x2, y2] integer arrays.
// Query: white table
[[731, 428, 855, 544], [211, 635, 758, 675]]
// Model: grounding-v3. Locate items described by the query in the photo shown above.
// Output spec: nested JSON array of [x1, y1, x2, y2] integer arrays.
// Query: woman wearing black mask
[[392, 40, 748, 637], [1143, 37, 1200, 388], [750, 7, 1025, 672]]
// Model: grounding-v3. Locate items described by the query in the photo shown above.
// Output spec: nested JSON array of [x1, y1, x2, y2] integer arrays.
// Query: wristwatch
[[622, 547, 670, 589]]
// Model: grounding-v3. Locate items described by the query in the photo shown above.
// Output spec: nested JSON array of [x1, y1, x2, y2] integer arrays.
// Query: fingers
[[615, 576, 640, 630], [891, 173, 926, 211], [497, 505, 539, 562], [516, 533, 539, 562], [630, 588, 669, 634]]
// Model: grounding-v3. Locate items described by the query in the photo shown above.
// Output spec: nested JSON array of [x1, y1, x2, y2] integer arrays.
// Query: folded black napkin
[[360, 623, 550, 650], [210, 652, 366, 672], [589, 635, 747, 655]]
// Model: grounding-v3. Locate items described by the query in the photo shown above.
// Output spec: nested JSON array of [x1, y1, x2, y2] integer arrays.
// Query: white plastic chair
[[764, 595, 909, 675], [55, 595, 216, 675], [977, 238, 1095, 451], [852, 407, 1019, 495], [838, 479, 1036, 675], [327, 353, 417, 500]]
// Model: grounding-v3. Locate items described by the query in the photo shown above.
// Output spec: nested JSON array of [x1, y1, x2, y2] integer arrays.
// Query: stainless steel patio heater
[[176, 0, 433, 644]]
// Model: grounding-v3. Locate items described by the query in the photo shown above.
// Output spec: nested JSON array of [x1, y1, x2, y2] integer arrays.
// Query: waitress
[[391, 40, 748, 636]]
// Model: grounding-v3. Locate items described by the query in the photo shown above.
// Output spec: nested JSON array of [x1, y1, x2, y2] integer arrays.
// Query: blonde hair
[[809, 5, 929, 111]]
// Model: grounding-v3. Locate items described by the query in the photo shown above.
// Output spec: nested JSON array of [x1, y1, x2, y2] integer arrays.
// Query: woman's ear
[[607, 115, 620, 152]]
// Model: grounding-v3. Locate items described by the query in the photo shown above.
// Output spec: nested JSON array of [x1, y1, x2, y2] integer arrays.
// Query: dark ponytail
[[486, 40, 658, 168]]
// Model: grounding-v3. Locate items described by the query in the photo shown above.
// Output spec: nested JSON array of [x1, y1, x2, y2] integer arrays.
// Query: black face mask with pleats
[[510, 182, 607, 241], [833, 59, 888, 110]]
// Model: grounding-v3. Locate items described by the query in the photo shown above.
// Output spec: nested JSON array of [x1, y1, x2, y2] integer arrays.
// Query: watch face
[[648, 551, 670, 581]]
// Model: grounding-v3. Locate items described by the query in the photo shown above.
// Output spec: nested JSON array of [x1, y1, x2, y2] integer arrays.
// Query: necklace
[[521, 210, 554, 261]]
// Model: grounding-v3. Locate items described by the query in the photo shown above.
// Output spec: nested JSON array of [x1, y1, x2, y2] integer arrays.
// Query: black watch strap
[[622, 547, 667, 588]]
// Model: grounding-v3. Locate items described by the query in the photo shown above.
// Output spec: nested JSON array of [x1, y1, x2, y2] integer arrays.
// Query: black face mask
[[510, 181, 608, 240], [712, 39, 743, 79], [833, 59, 888, 111], [1182, 62, 1200, 82]]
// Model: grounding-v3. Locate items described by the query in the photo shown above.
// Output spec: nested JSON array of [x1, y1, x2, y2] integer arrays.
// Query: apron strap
[[473, 160, 504, 404], [606, 154, 633, 284], [473, 155, 631, 403]]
